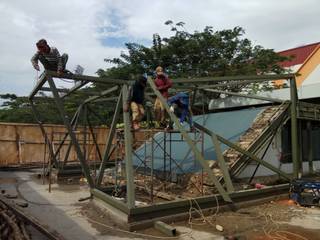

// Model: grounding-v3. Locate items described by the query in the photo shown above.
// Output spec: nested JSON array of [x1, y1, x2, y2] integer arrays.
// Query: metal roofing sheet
[[278, 42, 319, 68]]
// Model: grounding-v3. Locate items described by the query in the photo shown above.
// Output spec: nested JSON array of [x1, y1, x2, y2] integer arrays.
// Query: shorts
[[154, 97, 165, 111], [131, 102, 144, 121]]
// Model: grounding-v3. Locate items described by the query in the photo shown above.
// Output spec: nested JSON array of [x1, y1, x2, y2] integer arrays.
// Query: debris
[[254, 183, 265, 189], [154, 221, 177, 236], [15, 200, 28, 208], [78, 196, 92, 202], [215, 224, 224, 232], [4, 193, 18, 199]]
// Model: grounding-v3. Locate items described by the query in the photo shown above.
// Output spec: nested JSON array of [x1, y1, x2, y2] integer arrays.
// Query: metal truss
[[29, 70, 316, 224]]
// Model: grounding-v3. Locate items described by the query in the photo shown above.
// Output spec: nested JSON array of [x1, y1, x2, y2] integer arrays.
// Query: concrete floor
[[1, 169, 320, 240]]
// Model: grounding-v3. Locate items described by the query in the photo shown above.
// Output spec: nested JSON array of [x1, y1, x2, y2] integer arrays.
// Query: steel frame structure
[[29, 70, 315, 224]]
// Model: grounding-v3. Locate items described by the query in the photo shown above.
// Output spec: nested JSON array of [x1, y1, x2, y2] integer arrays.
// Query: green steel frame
[[29, 71, 313, 223]]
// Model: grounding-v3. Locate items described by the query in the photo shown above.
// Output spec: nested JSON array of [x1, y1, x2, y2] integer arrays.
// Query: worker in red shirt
[[154, 66, 172, 127]]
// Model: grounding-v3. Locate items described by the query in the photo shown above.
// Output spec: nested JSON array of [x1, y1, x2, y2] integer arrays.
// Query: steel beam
[[29, 71, 48, 100], [194, 122, 291, 180], [29, 100, 59, 168], [210, 133, 234, 192], [97, 92, 123, 186], [290, 77, 300, 178], [128, 183, 289, 217], [147, 77, 232, 202], [91, 188, 129, 214], [47, 76, 94, 187], [46, 70, 128, 85], [122, 85, 136, 208], [173, 74, 295, 84], [203, 88, 286, 103], [60, 81, 89, 99], [83, 85, 119, 105], [307, 121, 314, 174]]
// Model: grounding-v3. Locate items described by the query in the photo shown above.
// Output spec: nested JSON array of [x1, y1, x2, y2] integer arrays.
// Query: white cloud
[[0, 0, 319, 95]]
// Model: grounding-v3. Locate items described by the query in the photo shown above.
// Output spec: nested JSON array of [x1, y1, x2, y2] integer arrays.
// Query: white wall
[[238, 129, 320, 178]]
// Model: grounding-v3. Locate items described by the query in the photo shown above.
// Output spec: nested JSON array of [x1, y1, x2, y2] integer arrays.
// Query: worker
[[154, 66, 172, 128], [167, 92, 193, 129], [124, 75, 147, 130], [31, 39, 69, 75]]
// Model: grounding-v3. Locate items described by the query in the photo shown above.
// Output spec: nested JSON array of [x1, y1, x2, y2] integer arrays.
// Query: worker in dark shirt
[[124, 75, 147, 130], [167, 92, 193, 129]]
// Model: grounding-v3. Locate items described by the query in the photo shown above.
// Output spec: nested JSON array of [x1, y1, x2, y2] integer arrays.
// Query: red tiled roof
[[278, 42, 320, 68]]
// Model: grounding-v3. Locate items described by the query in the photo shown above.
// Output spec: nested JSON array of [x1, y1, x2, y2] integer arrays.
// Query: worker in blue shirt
[[167, 92, 193, 129]]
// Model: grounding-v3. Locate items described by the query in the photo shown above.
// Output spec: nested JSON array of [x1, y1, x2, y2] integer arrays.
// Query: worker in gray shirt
[[31, 39, 69, 75]]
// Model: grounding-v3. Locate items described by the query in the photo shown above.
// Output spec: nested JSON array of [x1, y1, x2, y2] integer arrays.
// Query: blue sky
[[0, 0, 319, 96]]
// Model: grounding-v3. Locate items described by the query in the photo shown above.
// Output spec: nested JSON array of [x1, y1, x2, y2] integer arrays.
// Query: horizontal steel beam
[[83, 85, 119, 104], [91, 188, 129, 214], [173, 74, 295, 84], [40, 87, 69, 93], [46, 70, 128, 85], [60, 80, 89, 99], [203, 88, 286, 103], [129, 184, 289, 221], [91, 183, 289, 224]]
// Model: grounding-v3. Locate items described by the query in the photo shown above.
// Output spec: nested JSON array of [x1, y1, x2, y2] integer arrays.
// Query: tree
[[100, 22, 289, 82], [0, 22, 290, 124]]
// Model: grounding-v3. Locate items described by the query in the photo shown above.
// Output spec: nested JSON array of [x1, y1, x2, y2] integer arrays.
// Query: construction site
[[1, 64, 320, 240]]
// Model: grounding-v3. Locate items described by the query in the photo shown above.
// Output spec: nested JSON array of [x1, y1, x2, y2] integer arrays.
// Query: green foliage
[[0, 22, 290, 124], [101, 22, 289, 81], [0, 94, 60, 123]]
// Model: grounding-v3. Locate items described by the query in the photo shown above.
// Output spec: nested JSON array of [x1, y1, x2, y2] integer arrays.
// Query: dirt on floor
[[75, 197, 320, 240], [170, 199, 320, 240]]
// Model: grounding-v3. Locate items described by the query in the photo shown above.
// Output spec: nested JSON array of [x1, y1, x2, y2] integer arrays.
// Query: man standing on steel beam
[[124, 75, 148, 130], [154, 66, 172, 128], [31, 39, 69, 75]]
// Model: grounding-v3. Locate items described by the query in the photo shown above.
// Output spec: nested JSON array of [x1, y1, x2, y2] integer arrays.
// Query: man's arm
[[167, 94, 179, 105], [31, 52, 40, 70], [157, 77, 173, 91]]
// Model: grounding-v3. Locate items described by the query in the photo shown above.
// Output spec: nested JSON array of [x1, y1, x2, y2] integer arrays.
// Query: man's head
[[36, 39, 50, 53], [155, 66, 164, 77]]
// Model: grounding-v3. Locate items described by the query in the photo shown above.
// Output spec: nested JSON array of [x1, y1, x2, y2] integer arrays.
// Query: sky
[[0, 0, 319, 96]]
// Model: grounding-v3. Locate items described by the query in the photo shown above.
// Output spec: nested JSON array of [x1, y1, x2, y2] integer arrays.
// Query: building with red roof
[[275, 42, 320, 87]]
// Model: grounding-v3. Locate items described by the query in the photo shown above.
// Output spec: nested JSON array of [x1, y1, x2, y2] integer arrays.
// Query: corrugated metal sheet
[[278, 42, 319, 68], [133, 107, 265, 173]]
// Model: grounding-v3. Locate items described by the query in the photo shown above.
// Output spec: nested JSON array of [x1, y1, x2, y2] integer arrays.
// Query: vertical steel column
[[30, 100, 59, 168], [122, 85, 135, 208], [307, 121, 314, 174], [47, 76, 94, 187], [83, 104, 88, 163], [96, 92, 122, 186], [151, 136, 154, 203], [290, 77, 300, 178]]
